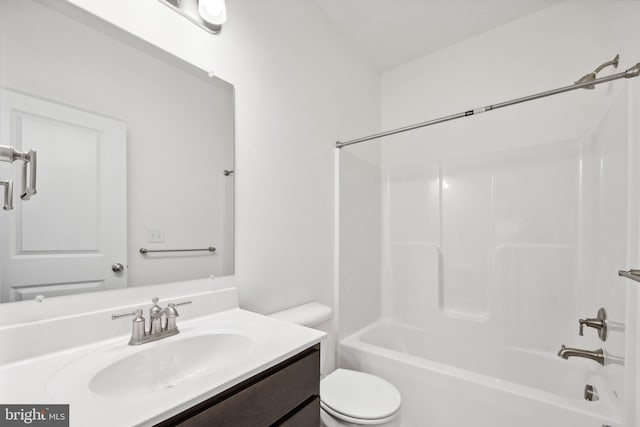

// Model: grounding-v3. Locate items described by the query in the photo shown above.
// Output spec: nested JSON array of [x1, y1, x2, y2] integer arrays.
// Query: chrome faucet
[[112, 297, 192, 345], [557, 345, 605, 366], [578, 307, 607, 341]]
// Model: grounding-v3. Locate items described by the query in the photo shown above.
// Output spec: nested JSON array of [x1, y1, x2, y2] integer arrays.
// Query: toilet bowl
[[268, 303, 401, 426], [319, 368, 401, 426]]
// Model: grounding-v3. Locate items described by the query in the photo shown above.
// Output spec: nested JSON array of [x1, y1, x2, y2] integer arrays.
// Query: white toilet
[[269, 303, 401, 426]]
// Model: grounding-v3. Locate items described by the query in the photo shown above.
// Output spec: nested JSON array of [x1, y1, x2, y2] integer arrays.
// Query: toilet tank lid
[[268, 302, 332, 327]]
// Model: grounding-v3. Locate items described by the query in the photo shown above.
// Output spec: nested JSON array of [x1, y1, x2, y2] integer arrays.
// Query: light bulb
[[198, 0, 227, 26]]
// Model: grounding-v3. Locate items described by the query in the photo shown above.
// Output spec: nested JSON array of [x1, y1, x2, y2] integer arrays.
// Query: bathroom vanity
[[0, 283, 325, 427], [156, 345, 320, 426]]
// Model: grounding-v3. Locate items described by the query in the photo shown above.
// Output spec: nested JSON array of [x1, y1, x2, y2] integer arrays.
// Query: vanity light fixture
[[158, 0, 227, 34]]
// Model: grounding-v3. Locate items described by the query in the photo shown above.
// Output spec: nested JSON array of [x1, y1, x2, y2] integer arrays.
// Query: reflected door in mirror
[[0, 0, 235, 304], [0, 89, 127, 302]]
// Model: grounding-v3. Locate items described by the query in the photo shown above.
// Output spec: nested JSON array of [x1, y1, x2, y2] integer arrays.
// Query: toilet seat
[[320, 369, 401, 425]]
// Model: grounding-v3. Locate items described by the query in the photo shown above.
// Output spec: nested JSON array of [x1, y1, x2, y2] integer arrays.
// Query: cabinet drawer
[[157, 345, 320, 427], [276, 396, 320, 427]]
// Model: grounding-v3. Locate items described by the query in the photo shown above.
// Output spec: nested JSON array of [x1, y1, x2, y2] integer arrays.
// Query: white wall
[[381, 1, 640, 164], [338, 145, 382, 339], [373, 1, 640, 425], [54, 0, 380, 314]]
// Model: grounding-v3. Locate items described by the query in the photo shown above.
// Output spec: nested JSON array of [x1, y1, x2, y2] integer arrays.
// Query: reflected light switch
[[147, 228, 165, 243]]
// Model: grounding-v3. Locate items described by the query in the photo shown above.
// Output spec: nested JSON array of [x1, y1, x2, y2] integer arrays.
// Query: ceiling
[[314, 0, 563, 71]]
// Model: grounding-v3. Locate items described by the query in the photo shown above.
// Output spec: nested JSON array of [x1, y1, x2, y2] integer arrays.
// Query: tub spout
[[557, 345, 604, 366]]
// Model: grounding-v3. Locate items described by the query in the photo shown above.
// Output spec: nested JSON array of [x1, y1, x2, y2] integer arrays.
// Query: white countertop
[[0, 308, 325, 426]]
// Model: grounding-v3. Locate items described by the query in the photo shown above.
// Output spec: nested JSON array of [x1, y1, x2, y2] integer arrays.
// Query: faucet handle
[[173, 300, 192, 307], [164, 300, 192, 316], [112, 308, 144, 320], [578, 308, 607, 341], [112, 309, 146, 344], [164, 303, 179, 318], [163, 301, 192, 332]]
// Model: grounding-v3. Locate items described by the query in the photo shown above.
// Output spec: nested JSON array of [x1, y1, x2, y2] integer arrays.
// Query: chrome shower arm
[[575, 54, 620, 89], [593, 54, 619, 74]]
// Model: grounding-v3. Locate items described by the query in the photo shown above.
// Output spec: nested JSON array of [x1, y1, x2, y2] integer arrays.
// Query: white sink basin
[[88, 333, 252, 397], [46, 329, 255, 399]]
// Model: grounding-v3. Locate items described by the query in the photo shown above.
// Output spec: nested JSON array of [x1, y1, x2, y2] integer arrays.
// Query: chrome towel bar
[[139, 246, 216, 254], [618, 269, 640, 283]]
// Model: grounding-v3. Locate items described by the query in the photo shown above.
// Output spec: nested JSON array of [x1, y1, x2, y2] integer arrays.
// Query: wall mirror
[[0, 0, 235, 303]]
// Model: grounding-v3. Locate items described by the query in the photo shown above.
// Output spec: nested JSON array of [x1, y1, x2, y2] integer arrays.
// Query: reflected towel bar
[[618, 269, 640, 283], [140, 246, 216, 254]]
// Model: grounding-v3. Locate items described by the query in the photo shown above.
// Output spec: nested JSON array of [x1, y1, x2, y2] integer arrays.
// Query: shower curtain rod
[[335, 61, 640, 149]]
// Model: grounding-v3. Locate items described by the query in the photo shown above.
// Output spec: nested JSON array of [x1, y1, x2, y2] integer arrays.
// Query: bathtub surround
[[339, 1, 640, 425], [340, 81, 635, 426]]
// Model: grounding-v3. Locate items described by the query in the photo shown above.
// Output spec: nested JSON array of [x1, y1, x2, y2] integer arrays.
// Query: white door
[[0, 89, 127, 302]]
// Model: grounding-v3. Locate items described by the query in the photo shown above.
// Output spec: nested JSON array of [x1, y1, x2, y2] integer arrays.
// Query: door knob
[[112, 263, 125, 273]]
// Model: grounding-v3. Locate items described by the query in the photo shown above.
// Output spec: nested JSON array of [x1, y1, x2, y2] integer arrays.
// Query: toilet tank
[[268, 302, 333, 374], [268, 302, 333, 327]]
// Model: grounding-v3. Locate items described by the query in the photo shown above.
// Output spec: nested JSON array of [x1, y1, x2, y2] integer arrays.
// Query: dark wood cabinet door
[[156, 345, 320, 427], [276, 396, 320, 427]]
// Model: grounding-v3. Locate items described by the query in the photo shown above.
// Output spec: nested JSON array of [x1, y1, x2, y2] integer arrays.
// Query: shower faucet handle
[[578, 308, 607, 341]]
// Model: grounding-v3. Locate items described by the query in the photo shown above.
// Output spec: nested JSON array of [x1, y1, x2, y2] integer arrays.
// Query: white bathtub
[[338, 320, 622, 427]]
